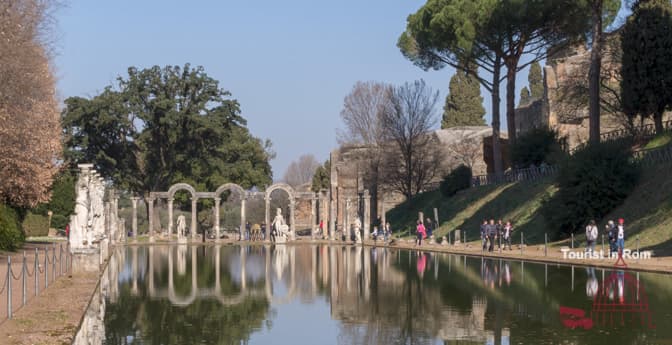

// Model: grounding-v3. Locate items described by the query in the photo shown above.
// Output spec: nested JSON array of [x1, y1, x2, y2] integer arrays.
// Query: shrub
[[511, 127, 567, 168], [22, 212, 50, 237], [51, 214, 68, 230], [440, 165, 472, 197], [0, 204, 25, 251], [543, 140, 639, 236], [30, 170, 76, 228]]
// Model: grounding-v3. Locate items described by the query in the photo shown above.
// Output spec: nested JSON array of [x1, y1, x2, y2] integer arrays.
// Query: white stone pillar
[[168, 198, 174, 237], [148, 197, 155, 242], [131, 197, 139, 240], [329, 191, 335, 240], [289, 200, 296, 241], [310, 194, 317, 240], [363, 190, 370, 240], [191, 197, 198, 239], [265, 197, 271, 241], [240, 196, 246, 241], [214, 197, 221, 241], [344, 199, 351, 240]]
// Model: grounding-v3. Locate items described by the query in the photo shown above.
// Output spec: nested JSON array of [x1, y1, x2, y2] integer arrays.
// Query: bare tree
[[337, 81, 394, 219], [0, 0, 62, 207], [381, 80, 442, 201], [446, 131, 482, 171], [283, 154, 320, 187], [337, 81, 393, 146]]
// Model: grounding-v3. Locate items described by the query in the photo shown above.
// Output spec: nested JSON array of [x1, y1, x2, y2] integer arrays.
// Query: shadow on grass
[[386, 178, 557, 244]]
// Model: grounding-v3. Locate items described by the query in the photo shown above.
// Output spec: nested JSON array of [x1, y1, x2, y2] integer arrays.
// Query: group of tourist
[[480, 219, 514, 252], [415, 218, 437, 246], [585, 218, 626, 254]]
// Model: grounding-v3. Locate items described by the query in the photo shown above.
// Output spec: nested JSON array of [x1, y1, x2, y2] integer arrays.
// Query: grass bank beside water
[[387, 162, 672, 256]]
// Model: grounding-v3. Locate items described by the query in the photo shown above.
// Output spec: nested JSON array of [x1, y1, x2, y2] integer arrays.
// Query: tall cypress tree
[[442, 63, 486, 128], [519, 87, 531, 107], [528, 62, 544, 100]]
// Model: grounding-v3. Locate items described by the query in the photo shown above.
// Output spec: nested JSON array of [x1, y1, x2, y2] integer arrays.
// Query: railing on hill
[[601, 120, 672, 142], [572, 120, 672, 154], [471, 165, 559, 187], [632, 142, 672, 166]]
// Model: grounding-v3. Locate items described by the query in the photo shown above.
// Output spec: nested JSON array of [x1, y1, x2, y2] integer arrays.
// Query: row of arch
[[140, 182, 312, 241]]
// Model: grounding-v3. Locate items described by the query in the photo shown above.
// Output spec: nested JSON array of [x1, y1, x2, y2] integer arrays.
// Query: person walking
[[496, 220, 504, 249], [487, 219, 497, 252], [480, 220, 488, 251], [607, 220, 618, 255], [425, 218, 434, 243], [384, 222, 391, 241], [416, 220, 426, 246], [617, 218, 626, 254], [585, 220, 598, 254], [503, 221, 513, 250]]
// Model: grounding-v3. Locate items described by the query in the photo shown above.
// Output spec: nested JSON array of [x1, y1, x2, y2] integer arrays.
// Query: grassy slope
[[387, 178, 556, 244], [387, 162, 672, 253]]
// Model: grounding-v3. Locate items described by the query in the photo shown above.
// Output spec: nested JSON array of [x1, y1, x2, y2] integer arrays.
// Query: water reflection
[[90, 245, 670, 345]]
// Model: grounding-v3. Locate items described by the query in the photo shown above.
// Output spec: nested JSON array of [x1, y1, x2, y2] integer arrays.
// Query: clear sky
[[54, 0, 542, 180]]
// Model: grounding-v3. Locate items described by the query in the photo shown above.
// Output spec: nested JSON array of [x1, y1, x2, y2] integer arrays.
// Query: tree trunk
[[505, 61, 517, 145], [492, 56, 503, 176], [654, 110, 664, 134], [588, 0, 603, 144]]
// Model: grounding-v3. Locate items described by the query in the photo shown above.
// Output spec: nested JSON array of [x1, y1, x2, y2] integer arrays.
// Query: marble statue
[[272, 208, 289, 242], [177, 215, 187, 241], [70, 168, 91, 250], [354, 217, 362, 243]]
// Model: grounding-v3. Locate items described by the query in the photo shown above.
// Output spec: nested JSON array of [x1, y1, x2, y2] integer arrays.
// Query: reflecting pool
[[89, 245, 672, 344]]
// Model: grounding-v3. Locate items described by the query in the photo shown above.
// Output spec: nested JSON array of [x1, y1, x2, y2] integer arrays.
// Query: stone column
[[148, 197, 155, 242], [265, 197, 271, 241], [113, 192, 120, 243], [168, 198, 174, 237], [380, 196, 386, 232], [289, 200, 296, 240], [240, 195, 246, 241], [130, 197, 139, 240], [191, 197, 198, 239], [329, 191, 335, 240], [363, 190, 370, 240], [214, 197, 221, 240], [310, 194, 317, 240], [344, 198, 351, 240]]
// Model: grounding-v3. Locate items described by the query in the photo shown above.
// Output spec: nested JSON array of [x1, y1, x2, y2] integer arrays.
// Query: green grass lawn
[[387, 162, 672, 254], [643, 132, 672, 150]]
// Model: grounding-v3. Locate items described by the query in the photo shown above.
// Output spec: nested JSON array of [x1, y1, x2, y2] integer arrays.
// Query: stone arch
[[214, 183, 247, 240], [167, 183, 197, 199], [215, 183, 245, 198], [264, 183, 296, 200], [165, 183, 198, 238], [264, 183, 297, 240]]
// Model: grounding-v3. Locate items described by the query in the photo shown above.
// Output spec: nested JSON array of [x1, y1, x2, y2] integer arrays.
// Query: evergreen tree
[[621, 0, 672, 134], [442, 64, 486, 128], [529, 62, 544, 100], [519, 87, 531, 107]]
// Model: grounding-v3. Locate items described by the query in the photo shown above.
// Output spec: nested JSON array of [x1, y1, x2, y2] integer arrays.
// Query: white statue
[[176, 215, 187, 239], [272, 208, 289, 240], [70, 171, 90, 250], [354, 217, 362, 243]]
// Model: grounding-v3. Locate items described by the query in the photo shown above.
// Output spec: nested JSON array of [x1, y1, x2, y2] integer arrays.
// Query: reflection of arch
[[149, 245, 265, 307], [264, 183, 296, 239], [214, 183, 247, 240]]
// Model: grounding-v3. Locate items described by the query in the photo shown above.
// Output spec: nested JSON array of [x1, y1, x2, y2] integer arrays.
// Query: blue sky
[[54, 0, 580, 180]]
